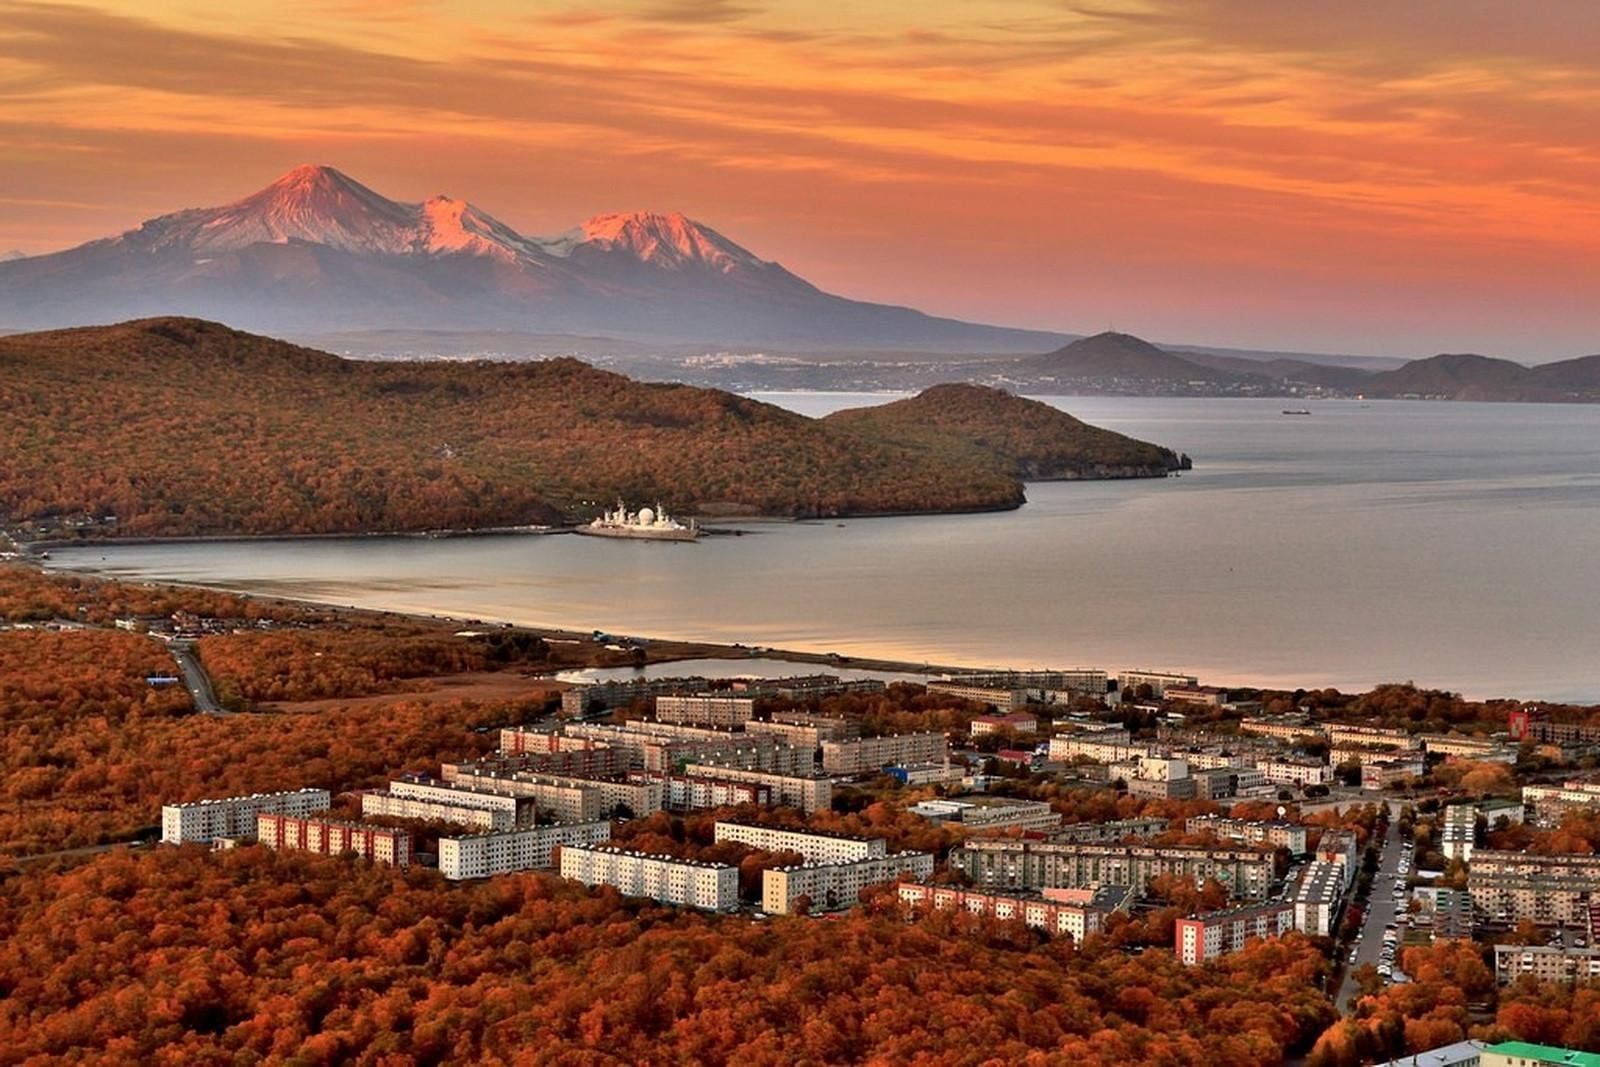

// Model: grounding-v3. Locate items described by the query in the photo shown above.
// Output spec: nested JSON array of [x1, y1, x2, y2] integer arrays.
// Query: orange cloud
[[0, 0, 1597, 357]]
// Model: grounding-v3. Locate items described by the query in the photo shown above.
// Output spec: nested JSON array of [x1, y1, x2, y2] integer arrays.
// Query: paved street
[[1337, 804, 1407, 1012], [169, 639, 228, 715]]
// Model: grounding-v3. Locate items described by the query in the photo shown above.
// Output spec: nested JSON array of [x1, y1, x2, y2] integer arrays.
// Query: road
[[1336, 805, 1407, 1011], [169, 639, 228, 715]]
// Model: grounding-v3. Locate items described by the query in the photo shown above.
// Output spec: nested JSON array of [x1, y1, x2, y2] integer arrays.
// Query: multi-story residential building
[[1330, 743, 1410, 771], [1290, 860, 1346, 935], [1164, 686, 1230, 709], [472, 745, 624, 780], [1492, 944, 1600, 987], [764, 676, 886, 701], [256, 813, 412, 868], [1239, 716, 1321, 741], [1048, 736, 1149, 764], [437, 821, 612, 880], [897, 883, 1120, 941], [654, 694, 757, 727], [939, 670, 1108, 697], [1522, 780, 1600, 828], [359, 789, 508, 832], [558, 845, 739, 911], [626, 771, 773, 811], [1420, 733, 1518, 763], [1052, 817, 1169, 844], [1442, 803, 1479, 863], [744, 717, 852, 750], [385, 776, 538, 824], [1362, 754, 1428, 791], [906, 797, 1061, 832], [1411, 886, 1476, 940], [560, 676, 710, 717], [1481, 1042, 1600, 1067], [949, 839, 1276, 901], [820, 732, 948, 775], [1185, 814, 1309, 854], [1175, 901, 1296, 964], [712, 822, 886, 864], [762, 852, 935, 915], [1118, 670, 1199, 697], [1173, 750, 1255, 772], [1126, 775, 1198, 801], [1468, 851, 1600, 926], [440, 768, 663, 820], [681, 764, 833, 813], [1325, 724, 1418, 749], [926, 682, 1027, 712], [161, 787, 331, 844], [969, 711, 1039, 736], [1316, 829, 1361, 888], [1254, 757, 1332, 787], [1507, 706, 1600, 748]]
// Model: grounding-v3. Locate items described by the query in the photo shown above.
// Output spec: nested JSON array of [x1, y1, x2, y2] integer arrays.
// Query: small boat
[[1281, 409, 1312, 416]]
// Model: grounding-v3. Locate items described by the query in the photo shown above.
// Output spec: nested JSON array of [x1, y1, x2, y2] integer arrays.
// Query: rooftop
[[1484, 1042, 1600, 1067]]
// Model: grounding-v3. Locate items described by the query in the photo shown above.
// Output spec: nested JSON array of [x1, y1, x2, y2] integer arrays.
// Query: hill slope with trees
[[826, 383, 1188, 479]]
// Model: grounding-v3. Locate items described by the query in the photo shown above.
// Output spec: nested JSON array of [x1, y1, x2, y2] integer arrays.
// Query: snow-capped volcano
[[0, 165, 1063, 350]]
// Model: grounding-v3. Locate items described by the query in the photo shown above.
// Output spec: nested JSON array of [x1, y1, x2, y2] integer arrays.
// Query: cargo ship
[[574, 502, 700, 542]]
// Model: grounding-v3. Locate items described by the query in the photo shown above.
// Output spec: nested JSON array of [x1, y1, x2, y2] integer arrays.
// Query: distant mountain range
[[2, 165, 1594, 400], [0, 165, 1066, 352]]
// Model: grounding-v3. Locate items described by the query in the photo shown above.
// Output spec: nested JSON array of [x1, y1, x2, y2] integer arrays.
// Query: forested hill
[[826, 383, 1188, 480], [2, 319, 1028, 538]]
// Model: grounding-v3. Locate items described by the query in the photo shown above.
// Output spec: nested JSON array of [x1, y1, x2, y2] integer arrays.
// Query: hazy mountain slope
[[0, 166, 1068, 352], [825, 383, 1186, 480], [1020, 331, 1247, 383]]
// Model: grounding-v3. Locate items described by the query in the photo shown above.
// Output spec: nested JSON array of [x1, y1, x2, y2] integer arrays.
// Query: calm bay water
[[47, 396, 1600, 701]]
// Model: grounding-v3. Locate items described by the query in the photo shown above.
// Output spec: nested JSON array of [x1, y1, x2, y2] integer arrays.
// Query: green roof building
[[1484, 1042, 1600, 1067]]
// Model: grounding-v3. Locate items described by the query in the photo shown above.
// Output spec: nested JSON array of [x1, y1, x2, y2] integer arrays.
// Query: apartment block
[[898, 883, 1117, 942], [654, 694, 757, 727], [820, 732, 948, 775], [560, 676, 709, 717], [1522, 780, 1600, 828], [161, 787, 331, 844], [949, 839, 1275, 901], [1291, 860, 1346, 935], [1508, 706, 1600, 748], [1052, 817, 1169, 843], [713, 822, 886, 864], [1175, 901, 1296, 964], [1164, 686, 1230, 709], [764, 676, 886, 701], [439, 768, 605, 823], [1492, 944, 1600, 987], [1362, 754, 1428, 791], [1316, 829, 1361, 888], [1324, 724, 1418, 749], [437, 821, 612, 880], [907, 796, 1061, 832], [559, 845, 739, 911], [256, 813, 411, 868], [926, 682, 1027, 712], [1421, 733, 1518, 763], [1442, 803, 1479, 863], [681, 764, 833, 813], [1186, 814, 1309, 854], [744, 716, 853, 750], [1253, 757, 1332, 787], [1468, 851, 1600, 926], [385, 777, 537, 824], [762, 851, 935, 915], [360, 789, 509, 831], [1239, 716, 1321, 741], [940, 670, 1108, 697], [970, 711, 1040, 736], [1118, 670, 1198, 697], [1126, 775, 1198, 801], [1048, 736, 1150, 764], [626, 771, 773, 812]]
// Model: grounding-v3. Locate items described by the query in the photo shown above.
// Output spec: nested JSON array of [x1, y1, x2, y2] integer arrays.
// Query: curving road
[[169, 639, 228, 716]]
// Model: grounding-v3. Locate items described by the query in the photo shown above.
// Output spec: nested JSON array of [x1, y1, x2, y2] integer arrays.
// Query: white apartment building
[[559, 845, 739, 911], [1254, 757, 1332, 787], [1186, 814, 1309, 854], [926, 681, 1028, 711], [1175, 901, 1296, 965], [438, 821, 612, 880], [713, 822, 886, 864], [1324, 724, 1417, 749], [654, 694, 757, 727], [161, 787, 331, 844], [1048, 736, 1150, 764], [1238, 717, 1321, 741], [1290, 861, 1346, 935], [763, 851, 935, 915], [684, 764, 833, 813], [897, 883, 1113, 942], [360, 790, 507, 831], [1522, 780, 1600, 828]]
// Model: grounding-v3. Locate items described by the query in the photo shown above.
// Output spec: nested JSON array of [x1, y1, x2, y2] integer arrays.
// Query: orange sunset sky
[[3, 0, 1598, 358]]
